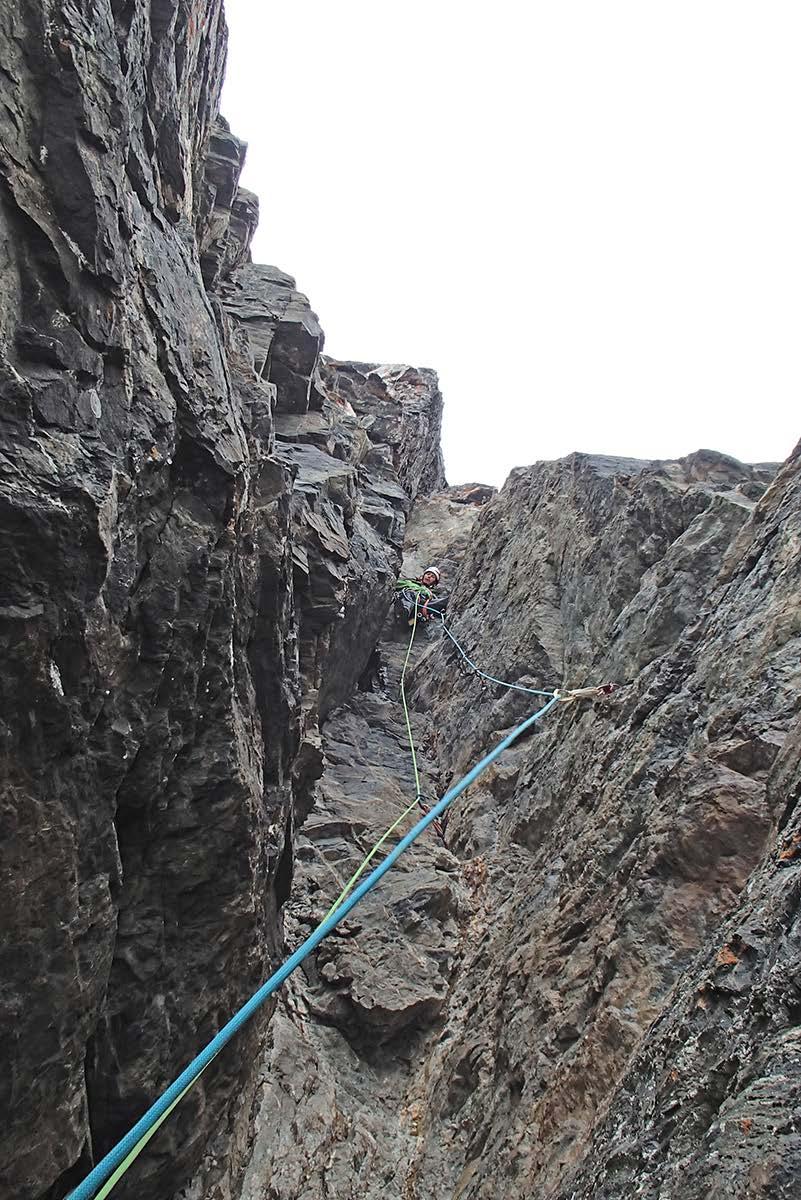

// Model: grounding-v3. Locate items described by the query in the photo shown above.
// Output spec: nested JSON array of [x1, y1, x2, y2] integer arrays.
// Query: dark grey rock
[[559, 442, 801, 1200], [3, 6, 800, 1200], [238, 446, 799, 1200], [220, 264, 325, 415], [0, 6, 443, 1200], [198, 120, 256, 288]]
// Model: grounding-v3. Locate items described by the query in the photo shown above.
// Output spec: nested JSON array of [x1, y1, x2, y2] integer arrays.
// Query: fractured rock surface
[[0, 6, 442, 1199], [2, 4, 801, 1200], [240, 448, 801, 1200]]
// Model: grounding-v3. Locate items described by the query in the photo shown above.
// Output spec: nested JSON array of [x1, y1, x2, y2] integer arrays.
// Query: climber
[[394, 567, 447, 626]]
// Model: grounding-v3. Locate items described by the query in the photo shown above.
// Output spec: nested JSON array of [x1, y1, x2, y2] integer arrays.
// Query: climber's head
[[421, 567, 440, 587]]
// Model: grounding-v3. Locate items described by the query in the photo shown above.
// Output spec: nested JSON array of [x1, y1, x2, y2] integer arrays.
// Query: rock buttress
[[237, 448, 800, 1200], [0, 6, 444, 1199], [560, 442, 801, 1200]]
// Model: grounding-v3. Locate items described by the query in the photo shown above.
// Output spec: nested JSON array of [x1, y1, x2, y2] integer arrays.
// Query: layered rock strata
[[238, 449, 800, 1200], [0, 6, 442, 1199], [2, 4, 801, 1200]]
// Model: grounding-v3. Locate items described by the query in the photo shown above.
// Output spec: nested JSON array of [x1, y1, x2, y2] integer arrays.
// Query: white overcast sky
[[222, 1, 799, 486]]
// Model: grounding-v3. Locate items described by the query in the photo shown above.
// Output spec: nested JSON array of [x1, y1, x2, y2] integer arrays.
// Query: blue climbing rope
[[68, 693, 559, 1200], [434, 613, 556, 698]]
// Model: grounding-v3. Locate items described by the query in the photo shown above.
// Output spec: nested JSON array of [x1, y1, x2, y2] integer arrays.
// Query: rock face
[[2, 6, 800, 1200], [560, 445, 801, 1200], [237, 448, 800, 1200], [407, 449, 799, 1200], [0, 6, 443, 1200]]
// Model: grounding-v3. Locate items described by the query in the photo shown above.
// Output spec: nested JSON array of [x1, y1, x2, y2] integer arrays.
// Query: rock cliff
[[0, 5, 443, 1198], [235, 448, 801, 1200], [1, 6, 799, 1200]]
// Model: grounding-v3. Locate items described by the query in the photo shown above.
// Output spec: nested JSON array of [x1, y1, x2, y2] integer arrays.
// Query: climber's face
[[422, 571, 438, 587]]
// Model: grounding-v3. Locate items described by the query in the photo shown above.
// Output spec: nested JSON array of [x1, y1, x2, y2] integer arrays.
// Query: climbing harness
[[68, 599, 614, 1200]]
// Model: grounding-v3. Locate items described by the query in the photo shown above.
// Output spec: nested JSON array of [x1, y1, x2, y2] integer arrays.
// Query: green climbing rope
[[68, 582, 567, 1200], [400, 594, 423, 798], [323, 598, 423, 920]]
